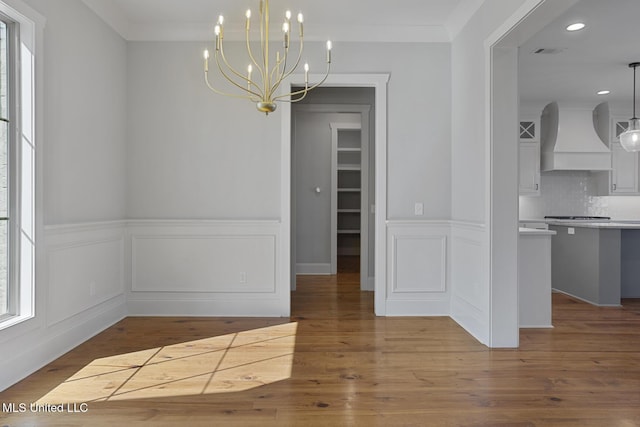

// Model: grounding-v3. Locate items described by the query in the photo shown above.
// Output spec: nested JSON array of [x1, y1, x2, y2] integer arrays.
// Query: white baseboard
[[296, 263, 332, 275], [362, 276, 375, 291], [127, 297, 287, 317], [0, 297, 126, 392]]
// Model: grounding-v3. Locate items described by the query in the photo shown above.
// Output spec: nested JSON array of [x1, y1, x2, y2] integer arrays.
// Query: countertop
[[546, 221, 640, 229], [519, 227, 556, 236], [520, 218, 640, 230]]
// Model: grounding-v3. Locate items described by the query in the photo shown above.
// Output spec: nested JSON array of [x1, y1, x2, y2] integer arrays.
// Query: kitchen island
[[519, 227, 556, 327], [547, 221, 640, 305]]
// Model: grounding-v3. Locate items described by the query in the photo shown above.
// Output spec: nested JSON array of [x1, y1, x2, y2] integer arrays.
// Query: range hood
[[540, 102, 612, 171]]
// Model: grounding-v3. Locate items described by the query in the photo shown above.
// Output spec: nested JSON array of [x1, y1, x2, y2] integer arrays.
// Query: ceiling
[[519, 0, 640, 109], [82, 0, 639, 110], [81, 0, 483, 42]]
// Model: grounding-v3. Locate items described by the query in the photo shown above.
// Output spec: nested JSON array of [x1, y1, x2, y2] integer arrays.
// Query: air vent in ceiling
[[532, 48, 565, 54]]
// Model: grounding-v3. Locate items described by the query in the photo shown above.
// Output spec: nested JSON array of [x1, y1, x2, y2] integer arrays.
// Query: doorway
[[290, 100, 371, 294], [279, 74, 389, 315]]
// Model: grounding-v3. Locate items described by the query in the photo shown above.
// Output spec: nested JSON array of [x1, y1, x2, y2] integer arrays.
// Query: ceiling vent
[[532, 48, 564, 55]]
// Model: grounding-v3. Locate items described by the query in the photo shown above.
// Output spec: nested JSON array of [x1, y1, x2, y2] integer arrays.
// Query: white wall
[[126, 41, 451, 221], [0, 0, 127, 391], [451, 0, 529, 345], [126, 41, 452, 317], [126, 42, 281, 220], [29, 0, 127, 224]]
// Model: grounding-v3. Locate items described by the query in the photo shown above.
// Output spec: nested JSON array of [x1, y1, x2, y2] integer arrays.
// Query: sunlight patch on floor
[[37, 322, 298, 403]]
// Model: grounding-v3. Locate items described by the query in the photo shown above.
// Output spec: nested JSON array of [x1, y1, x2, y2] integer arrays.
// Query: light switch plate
[[568, 227, 575, 235], [414, 202, 424, 216]]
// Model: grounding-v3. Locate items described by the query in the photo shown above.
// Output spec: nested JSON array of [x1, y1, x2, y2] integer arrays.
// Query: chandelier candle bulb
[[304, 62, 309, 84], [283, 22, 290, 47], [247, 65, 252, 89], [214, 25, 220, 50], [203, 50, 209, 72], [326, 40, 332, 63], [298, 13, 304, 36], [217, 16, 224, 39], [246, 9, 251, 30]]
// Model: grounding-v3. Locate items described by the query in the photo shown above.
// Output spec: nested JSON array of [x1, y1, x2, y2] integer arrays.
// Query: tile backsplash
[[519, 171, 640, 220]]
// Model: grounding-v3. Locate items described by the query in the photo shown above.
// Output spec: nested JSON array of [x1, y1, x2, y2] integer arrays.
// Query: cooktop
[[544, 216, 611, 220]]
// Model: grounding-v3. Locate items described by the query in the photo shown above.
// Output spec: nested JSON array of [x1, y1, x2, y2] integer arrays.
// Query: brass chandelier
[[203, 0, 332, 115]]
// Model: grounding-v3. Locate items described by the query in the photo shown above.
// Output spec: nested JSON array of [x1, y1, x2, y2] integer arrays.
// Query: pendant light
[[619, 62, 640, 152]]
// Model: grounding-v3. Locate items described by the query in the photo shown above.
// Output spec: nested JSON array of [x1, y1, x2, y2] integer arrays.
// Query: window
[[0, 16, 11, 318], [0, 1, 36, 328]]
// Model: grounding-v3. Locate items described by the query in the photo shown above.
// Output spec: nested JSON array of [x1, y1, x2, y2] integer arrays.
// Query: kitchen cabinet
[[519, 142, 540, 196], [595, 116, 640, 195], [610, 142, 639, 193], [519, 228, 555, 328]]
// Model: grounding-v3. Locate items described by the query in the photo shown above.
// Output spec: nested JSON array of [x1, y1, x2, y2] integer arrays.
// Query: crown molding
[[445, 0, 485, 40], [81, 0, 131, 39], [82, 0, 485, 43]]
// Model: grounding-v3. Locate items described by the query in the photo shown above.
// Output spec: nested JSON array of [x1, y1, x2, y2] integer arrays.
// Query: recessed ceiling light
[[597, 90, 611, 95], [566, 22, 586, 32]]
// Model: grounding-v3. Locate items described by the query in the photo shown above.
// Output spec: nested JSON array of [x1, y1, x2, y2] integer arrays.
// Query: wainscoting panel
[[46, 222, 126, 326], [450, 221, 489, 345], [386, 221, 450, 315], [126, 220, 286, 316], [132, 235, 276, 293]]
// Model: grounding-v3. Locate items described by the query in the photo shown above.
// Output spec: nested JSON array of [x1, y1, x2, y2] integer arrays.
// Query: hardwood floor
[[1, 266, 640, 426]]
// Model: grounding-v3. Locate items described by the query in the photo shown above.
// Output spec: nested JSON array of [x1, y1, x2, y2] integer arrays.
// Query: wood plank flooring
[[1, 259, 640, 426]]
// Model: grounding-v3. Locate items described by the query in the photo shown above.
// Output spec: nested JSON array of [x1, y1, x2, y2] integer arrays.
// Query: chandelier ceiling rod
[[203, 0, 332, 115]]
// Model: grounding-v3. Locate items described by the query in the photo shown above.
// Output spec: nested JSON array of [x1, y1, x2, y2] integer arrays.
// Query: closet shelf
[[338, 164, 361, 171], [337, 229, 360, 234]]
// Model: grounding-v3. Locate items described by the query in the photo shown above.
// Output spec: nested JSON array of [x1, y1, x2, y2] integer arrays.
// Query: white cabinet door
[[611, 142, 639, 194], [519, 142, 540, 195]]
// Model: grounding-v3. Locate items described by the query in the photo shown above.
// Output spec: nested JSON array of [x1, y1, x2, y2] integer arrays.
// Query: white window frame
[[0, 0, 37, 330]]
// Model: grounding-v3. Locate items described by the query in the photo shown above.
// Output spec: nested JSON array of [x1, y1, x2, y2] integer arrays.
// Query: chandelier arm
[[286, 85, 311, 103], [218, 45, 265, 99], [270, 46, 290, 95], [214, 51, 264, 99], [273, 62, 331, 101], [271, 38, 304, 97], [271, 51, 286, 83], [204, 71, 259, 101], [245, 27, 265, 79]]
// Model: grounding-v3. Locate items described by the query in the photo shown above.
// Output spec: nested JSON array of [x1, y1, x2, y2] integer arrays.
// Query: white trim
[[80, 18, 452, 43], [445, 0, 485, 41], [385, 220, 451, 316], [484, 0, 579, 347], [551, 288, 622, 308], [0, 296, 125, 392], [81, 0, 129, 39], [0, 0, 43, 331], [281, 73, 389, 315]]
